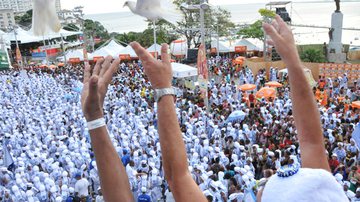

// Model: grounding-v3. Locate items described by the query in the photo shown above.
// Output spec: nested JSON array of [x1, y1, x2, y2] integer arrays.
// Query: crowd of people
[[0, 50, 359, 201]]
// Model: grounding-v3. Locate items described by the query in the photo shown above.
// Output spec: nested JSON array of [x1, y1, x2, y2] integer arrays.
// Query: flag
[[197, 44, 208, 100], [352, 123, 360, 148], [3, 140, 14, 169]]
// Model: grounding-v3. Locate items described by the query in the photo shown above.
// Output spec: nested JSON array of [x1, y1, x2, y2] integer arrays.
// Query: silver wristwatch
[[154, 87, 175, 102]]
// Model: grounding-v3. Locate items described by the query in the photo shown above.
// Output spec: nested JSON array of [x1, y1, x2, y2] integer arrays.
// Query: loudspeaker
[[183, 49, 198, 64], [276, 8, 291, 22], [271, 47, 281, 61]]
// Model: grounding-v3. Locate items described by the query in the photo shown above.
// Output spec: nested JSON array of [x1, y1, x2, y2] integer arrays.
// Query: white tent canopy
[[147, 43, 162, 55], [119, 45, 137, 58], [5, 27, 43, 44], [4, 28, 81, 44], [279, 68, 316, 87], [171, 63, 198, 78], [170, 40, 187, 56], [211, 40, 230, 53], [234, 39, 262, 51], [102, 40, 125, 57], [90, 48, 113, 59], [90, 40, 125, 59], [65, 49, 92, 61], [46, 28, 82, 38]]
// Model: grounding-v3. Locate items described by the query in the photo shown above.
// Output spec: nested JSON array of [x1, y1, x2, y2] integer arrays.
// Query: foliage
[[258, 9, 276, 18], [237, 9, 276, 40], [111, 20, 178, 47], [83, 19, 110, 41], [237, 20, 264, 41], [173, 0, 235, 48], [15, 9, 33, 27], [300, 48, 326, 63]]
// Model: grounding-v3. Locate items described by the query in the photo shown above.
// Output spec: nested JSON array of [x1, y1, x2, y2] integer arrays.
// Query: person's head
[[356, 187, 360, 197], [331, 153, 338, 160], [75, 173, 82, 180], [206, 195, 213, 202], [263, 169, 273, 178], [141, 187, 147, 193]]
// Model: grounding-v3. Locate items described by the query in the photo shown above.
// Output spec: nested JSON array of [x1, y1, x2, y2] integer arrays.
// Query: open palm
[[81, 56, 120, 121]]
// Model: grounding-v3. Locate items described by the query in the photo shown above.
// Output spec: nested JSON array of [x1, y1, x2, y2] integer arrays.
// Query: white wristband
[[87, 118, 106, 130]]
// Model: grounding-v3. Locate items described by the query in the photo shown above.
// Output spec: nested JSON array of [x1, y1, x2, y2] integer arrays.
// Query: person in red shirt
[[328, 153, 340, 172], [248, 92, 255, 108]]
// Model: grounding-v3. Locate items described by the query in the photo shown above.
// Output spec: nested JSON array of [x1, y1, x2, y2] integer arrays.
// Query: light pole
[[74, 6, 88, 66], [60, 33, 66, 63]]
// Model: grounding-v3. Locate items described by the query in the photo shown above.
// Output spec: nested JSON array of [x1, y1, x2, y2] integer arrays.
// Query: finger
[[266, 39, 275, 47], [161, 44, 170, 65], [275, 14, 287, 27], [88, 75, 99, 103], [103, 58, 120, 84], [130, 42, 154, 63], [263, 23, 281, 42], [93, 58, 104, 76], [83, 63, 91, 84], [100, 56, 113, 77], [271, 20, 280, 33]]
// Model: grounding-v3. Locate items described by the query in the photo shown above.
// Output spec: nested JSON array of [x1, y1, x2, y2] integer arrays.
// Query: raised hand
[[130, 42, 172, 89], [81, 56, 120, 121], [262, 15, 300, 65]]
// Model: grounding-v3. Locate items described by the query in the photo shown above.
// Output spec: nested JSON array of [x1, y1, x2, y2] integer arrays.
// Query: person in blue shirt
[[137, 187, 151, 202], [121, 149, 131, 167]]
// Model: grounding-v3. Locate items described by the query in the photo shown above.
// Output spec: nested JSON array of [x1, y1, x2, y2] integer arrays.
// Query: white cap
[[262, 168, 348, 202], [141, 187, 147, 193]]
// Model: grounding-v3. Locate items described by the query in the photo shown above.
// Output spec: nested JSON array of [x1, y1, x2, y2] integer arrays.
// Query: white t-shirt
[[75, 178, 89, 197]]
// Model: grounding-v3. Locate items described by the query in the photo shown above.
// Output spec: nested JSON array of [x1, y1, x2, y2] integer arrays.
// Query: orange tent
[[58, 63, 65, 67], [352, 101, 360, 109], [93, 56, 104, 62], [256, 87, 276, 99], [233, 56, 246, 65], [239, 84, 256, 91], [265, 81, 283, 88], [49, 65, 57, 69]]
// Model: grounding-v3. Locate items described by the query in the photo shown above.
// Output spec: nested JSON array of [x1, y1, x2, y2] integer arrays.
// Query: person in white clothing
[[74, 173, 90, 199]]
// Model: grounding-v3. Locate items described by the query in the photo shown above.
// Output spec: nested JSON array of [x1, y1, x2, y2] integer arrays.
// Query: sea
[[85, 1, 360, 45]]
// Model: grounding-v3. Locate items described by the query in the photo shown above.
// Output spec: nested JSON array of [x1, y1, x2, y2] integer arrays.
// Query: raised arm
[[81, 56, 133, 202], [131, 42, 207, 202], [263, 15, 330, 171]]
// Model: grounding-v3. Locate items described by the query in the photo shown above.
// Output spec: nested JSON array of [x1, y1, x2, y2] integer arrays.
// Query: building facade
[[55, 0, 61, 13], [0, 9, 15, 30], [0, 0, 61, 13], [0, 0, 32, 13]]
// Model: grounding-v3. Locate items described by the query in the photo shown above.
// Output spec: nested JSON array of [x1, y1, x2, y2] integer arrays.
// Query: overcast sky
[[60, 0, 336, 14]]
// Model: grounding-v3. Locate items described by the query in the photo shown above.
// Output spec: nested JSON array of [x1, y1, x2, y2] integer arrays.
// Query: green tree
[[237, 20, 264, 40], [237, 9, 275, 40], [84, 19, 110, 42], [300, 48, 326, 63], [173, 0, 235, 48], [111, 19, 178, 48], [15, 9, 33, 27]]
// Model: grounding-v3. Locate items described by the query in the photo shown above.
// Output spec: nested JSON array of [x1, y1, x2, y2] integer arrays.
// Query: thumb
[[88, 75, 99, 103]]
